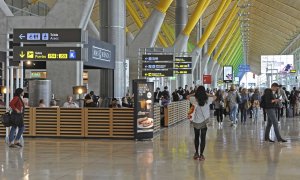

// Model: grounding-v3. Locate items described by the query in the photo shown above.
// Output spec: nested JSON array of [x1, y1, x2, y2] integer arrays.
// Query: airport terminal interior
[[0, 0, 300, 179]]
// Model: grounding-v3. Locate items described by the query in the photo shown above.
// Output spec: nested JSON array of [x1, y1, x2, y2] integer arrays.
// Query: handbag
[[214, 110, 217, 116], [192, 104, 209, 129], [1, 112, 11, 127], [244, 101, 251, 109]]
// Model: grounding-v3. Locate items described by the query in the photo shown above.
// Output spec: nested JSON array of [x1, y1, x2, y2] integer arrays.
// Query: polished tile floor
[[1, 113, 300, 180]]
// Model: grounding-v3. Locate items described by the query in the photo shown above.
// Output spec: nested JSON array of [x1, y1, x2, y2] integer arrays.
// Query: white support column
[[9, 66, 13, 101], [16, 67, 20, 88], [108, 0, 126, 98], [5, 34, 9, 108], [20, 61, 23, 89]]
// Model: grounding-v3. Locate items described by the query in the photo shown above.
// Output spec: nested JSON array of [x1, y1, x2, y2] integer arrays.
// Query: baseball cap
[[271, 83, 279, 87]]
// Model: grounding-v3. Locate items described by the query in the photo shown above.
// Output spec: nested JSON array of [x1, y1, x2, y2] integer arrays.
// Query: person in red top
[[8, 88, 25, 148]]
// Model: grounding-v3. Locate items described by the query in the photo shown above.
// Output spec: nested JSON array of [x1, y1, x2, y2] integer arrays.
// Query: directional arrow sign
[[19, 51, 25, 58], [19, 34, 25, 40], [13, 29, 81, 43]]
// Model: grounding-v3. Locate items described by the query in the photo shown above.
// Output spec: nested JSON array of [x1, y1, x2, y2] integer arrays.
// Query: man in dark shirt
[[264, 83, 287, 143], [161, 86, 170, 100], [84, 91, 97, 107], [154, 87, 162, 103]]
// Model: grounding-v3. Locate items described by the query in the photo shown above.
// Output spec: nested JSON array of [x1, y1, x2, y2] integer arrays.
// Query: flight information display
[[142, 55, 174, 77], [13, 46, 81, 61], [174, 57, 192, 74], [142, 55, 173, 62], [13, 29, 81, 43], [142, 70, 174, 77]]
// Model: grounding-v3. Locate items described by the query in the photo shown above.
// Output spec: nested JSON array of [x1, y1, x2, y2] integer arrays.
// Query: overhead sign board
[[13, 29, 81, 43], [13, 46, 81, 61], [86, 37, 115, 69], [142, 55, 173, 62], [174, 57, 192, 74], [142, 62, 173, 69], [175, 57, 192, 62], [238, 64, 250, 72], [142, 54, 174, 77], [174, 63, 192, 69], [142, 70, 174, 77], [174, 69, 192, 75]]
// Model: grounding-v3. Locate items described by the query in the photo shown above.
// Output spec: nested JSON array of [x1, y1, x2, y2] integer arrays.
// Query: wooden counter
[[0, 107, 134, 139], [0, 101, 189, 139]]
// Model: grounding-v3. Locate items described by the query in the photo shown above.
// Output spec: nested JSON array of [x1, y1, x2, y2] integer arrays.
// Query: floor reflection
[[1, 114, 300, 179]]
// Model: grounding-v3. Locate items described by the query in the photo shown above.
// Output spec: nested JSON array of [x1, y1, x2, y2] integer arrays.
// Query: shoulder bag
[[192, 105, 209, 129], [1, 112, 11, 127]]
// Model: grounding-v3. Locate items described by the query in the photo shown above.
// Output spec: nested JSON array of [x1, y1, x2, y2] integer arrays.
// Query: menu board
[[133, 80, 154, 140], [223, 66, 233, 83]]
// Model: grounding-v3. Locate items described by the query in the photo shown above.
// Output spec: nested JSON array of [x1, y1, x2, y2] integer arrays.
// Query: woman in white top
[[190, 86, 210, 161]]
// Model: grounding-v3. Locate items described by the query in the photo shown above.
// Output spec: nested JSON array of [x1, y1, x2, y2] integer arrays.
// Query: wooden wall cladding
[[164, 100, 189, 127], [0, 101, 189, 139], [59, 108, 84, 137], [33, 108, 59, 136], [153, 105, 161, 133], [0, 108, 6, 136], [84, 108, 111, 138], [112, 108, 134, 138]]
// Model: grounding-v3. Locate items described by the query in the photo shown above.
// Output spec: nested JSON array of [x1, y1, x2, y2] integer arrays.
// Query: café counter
[[0, 100, 189, 139]]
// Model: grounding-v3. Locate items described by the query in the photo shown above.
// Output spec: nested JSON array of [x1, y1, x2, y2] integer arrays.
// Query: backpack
[[1, 112, 11, 127]]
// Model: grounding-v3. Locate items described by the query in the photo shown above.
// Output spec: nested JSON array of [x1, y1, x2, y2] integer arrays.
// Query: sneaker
[[9, 144, 18, 148], [199, 155, 205, 161], [193, 153, 199, 160], [278, 139, 287, 143], [14, 143, 23, 147]]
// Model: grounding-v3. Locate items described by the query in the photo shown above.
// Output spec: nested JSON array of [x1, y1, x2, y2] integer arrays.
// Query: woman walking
[[251, 89, 261, 123], [189, 86, 210, 161], [8, 88, 25, 148], [213, 89, 224, 127], [239, 88, 250, 124]]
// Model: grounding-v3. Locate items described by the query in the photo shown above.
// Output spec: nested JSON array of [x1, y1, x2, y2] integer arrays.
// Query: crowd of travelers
[[6, 83, 296, 159], [181, 83, 294, 160]]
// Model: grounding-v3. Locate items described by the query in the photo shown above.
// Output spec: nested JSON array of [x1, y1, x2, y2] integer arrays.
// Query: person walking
[[8, 88, 25, 148], [189, 86, 210, 161], [239, 88, 250, 125], [226, 85, 241, 127], [213, 89, 224, 127], [251, 89, 261, 123], [263, 83, 287, 143]]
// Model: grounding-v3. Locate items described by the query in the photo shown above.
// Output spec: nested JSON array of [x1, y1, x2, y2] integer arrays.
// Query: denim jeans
[[240, 108, 247, 123], [230, 104, 238, 124], [9, 126, 25, 143], [253, 107, 259, 121], [265, 108, 282, 140]]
